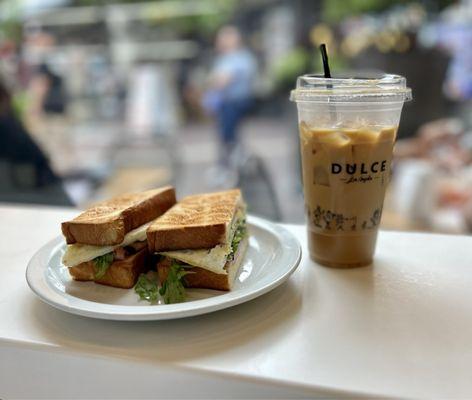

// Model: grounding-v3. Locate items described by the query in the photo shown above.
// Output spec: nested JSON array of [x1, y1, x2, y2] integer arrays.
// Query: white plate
[[26, 216, 302, 321]]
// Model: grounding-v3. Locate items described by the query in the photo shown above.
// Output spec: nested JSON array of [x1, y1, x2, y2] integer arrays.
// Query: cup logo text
[[331, 160, 387, 175]]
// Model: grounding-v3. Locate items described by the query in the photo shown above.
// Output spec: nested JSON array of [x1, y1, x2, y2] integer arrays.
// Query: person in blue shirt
[[204, 25, 257, 168]]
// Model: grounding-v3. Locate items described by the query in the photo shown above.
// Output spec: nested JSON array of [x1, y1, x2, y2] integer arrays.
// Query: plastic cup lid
[[290, 71, 412, 103]]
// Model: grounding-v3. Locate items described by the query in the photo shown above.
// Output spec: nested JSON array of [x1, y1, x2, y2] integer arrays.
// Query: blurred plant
[[272, 47, 311, 92], [333, 2, 440, 58], [73, 0, 236, 38], [73, 0, 233, 23], [0, 19, 22, 43], [11, 91, 29, 120], [308, 23, 344, 62], [310, 47, 348, 74], [74, 0, 159, 4], [323, 0, 407, 23], [272, 46, 348, 92], [0, 1, 22, 43], [322, 0, 456, 23], [152, 0, 237, 38], [309, 23, 334, 49]]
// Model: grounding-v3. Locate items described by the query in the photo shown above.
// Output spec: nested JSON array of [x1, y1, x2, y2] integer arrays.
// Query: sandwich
[[61, 186, 176, 288], [147, 189, 248, 299]]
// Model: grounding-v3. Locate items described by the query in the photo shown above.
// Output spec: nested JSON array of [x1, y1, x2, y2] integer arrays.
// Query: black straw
[[319, 43, 336, 121], [319, 44, 331, 78]]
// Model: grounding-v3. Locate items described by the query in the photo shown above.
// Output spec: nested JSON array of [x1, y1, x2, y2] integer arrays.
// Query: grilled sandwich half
[[61, 186, 176, 288], [147, 189, 248, 291]]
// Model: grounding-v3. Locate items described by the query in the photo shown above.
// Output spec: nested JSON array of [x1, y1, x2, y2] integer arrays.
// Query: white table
[[1, 204, 472, 399]]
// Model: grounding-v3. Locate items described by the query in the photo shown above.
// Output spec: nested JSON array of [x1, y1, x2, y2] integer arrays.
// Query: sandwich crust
[[62, 186, 176, 246], [69, 248, 149, 289], [147, 189, 242, 252]]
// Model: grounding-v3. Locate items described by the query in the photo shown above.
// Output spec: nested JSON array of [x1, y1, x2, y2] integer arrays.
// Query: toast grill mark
[[156, 204, 238, 226], [62, 186, 176, 246], [147, 189, 242, 252]]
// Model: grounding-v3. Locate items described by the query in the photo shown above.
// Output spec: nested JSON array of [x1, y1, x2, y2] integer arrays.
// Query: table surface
[[1, 204, 472, 399]]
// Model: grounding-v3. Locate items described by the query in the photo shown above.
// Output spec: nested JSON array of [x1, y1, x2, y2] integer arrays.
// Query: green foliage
[[0, 1, 22, 43], [272, 47, 311, 90], [135, 272, 159, 303], [322, 0, 456, 23], [11, 92, 28, 120], [93, 253, 114, 279], [310, 49, 348, 75], [159, 261, 190, 304], [72, 0, 236, 36], [323, 0, 408, 23], [227, 219, 246, 262], [272, 47, 348, 91]]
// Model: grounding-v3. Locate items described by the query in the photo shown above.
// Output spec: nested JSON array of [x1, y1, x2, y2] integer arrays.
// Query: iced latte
[[300, 123, 397, 267], [291, 73, 411, 267]]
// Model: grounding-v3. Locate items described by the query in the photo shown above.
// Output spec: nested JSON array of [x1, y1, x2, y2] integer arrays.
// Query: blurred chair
[[237, 153, 282, 221]]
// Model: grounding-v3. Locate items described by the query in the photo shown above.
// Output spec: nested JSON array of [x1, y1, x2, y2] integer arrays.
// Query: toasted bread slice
[[62, 186, 176, 246], [69, 247, 149, 289], [147, 189, 243, 252], [157, 236, 248, 291]]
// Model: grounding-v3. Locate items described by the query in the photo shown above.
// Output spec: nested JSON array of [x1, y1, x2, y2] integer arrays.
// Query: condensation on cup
[[290, 73, 412, 268]]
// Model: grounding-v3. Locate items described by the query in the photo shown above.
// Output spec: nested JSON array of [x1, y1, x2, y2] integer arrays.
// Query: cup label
[[307, 205, 382, 232], [332, 160, 387, 176]]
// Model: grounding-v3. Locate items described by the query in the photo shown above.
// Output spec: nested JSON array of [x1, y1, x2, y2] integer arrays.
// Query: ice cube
[[345, 129, 379, 144], [379, 127, 397, 142], [341, 118, 368, 130], [299, 121, 310, 134], [319, 130, 351, 147], [313, 166, 330, 186], [299, 121, 312, 145]]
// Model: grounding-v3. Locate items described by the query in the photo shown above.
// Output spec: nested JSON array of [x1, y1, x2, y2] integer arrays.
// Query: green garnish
[[135, 273, 159, 303], [227, 219, 247, 261], [93, 253, 114, 279], [159, 261, 190, 304]]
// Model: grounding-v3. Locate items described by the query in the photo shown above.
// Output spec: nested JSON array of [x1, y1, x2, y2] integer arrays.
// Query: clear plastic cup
[[290, 73, 412, 268]]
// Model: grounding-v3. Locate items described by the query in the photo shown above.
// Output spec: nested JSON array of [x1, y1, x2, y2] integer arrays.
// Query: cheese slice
[[159, 210, 246, 275], [160, 245, 230, 275], [62, 221, 152, 267]]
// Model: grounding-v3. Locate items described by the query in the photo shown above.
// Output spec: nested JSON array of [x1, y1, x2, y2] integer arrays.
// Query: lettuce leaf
[[227, 219, 247, 262], [93, 253, 114, 279], [135, 273, 159, 303], [159, 261, 191, 304]]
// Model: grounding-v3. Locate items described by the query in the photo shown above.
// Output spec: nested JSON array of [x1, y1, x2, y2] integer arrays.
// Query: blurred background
[[1, 0, 471, 234]]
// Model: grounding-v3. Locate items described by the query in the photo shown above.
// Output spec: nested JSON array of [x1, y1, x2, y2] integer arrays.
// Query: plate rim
[[25, 215, 302, 321]]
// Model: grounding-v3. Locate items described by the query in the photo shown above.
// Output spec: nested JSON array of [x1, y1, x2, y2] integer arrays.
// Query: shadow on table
[[28, 279, 303, 363]]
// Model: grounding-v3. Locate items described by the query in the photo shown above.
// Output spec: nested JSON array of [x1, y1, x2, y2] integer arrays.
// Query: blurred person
[[0, 78, 70, 205], [393, 117, 472, 233], [203, 25, 257, 183], [425, 0, 472, 127], [31, 63, 67, 115], [395, 118, 471, 169], [26, 63, 69, 170]]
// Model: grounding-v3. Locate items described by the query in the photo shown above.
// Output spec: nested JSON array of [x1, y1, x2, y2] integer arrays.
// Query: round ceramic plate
[[26, 215, 302, 321]]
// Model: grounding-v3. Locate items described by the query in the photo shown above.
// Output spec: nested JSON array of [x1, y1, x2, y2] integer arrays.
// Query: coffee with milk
[[291, 73, 411, 267], [300, 123, 397, 267]]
